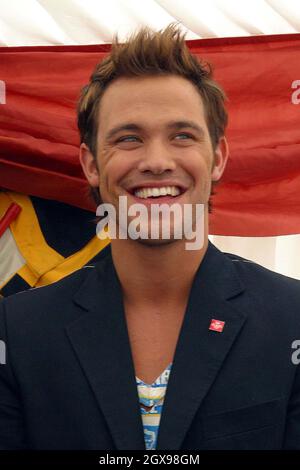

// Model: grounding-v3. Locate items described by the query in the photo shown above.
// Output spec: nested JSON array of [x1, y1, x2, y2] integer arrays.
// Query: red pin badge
[[209, 319, 225, 333]]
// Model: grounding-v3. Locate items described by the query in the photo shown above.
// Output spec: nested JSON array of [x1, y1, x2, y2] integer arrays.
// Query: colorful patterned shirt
[[136, 363, 172, 450]]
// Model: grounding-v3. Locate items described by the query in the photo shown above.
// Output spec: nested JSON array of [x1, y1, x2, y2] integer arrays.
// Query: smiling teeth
[[134, 186, 181, 198]]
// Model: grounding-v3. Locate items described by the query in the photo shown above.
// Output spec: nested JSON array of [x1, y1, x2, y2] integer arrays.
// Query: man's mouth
[[134, 185, 181, 198], [128, 185, 186, 200]]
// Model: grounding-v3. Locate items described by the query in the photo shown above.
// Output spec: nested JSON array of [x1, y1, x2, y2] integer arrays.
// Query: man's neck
[[110, 236, 209, 309]]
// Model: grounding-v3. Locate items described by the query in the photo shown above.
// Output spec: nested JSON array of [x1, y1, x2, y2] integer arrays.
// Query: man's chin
[[134, 237, 179, 247]]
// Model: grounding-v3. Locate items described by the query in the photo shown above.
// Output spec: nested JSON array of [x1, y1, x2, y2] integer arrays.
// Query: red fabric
[[0, 203, 21, 238], [0, 34, 300, 236]]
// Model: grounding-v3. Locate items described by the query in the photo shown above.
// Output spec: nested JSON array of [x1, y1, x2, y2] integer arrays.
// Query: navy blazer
[[0, 241, 300, 450]]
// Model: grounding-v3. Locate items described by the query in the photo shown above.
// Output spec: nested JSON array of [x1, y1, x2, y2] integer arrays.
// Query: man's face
[[80, 75, 228, 244]]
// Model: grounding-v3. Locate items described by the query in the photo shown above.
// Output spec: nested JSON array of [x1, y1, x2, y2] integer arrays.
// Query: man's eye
[[174, 133, 193, 140], [117, 135, 140, 143]]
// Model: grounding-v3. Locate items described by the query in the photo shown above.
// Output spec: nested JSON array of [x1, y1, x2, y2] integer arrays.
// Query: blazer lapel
[[66, 251, 145, 450], [156, 242, 248, 450]]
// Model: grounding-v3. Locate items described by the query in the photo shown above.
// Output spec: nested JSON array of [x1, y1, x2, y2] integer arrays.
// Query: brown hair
[[77, 23, 228, 210]]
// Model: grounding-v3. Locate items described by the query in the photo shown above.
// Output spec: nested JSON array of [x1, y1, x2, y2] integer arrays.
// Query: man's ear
[[211, 136, 229, 182], [79, 143, 99, 187]]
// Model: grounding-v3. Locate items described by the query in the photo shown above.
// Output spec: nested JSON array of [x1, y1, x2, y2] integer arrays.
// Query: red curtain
[[0, 34, 299, 236]]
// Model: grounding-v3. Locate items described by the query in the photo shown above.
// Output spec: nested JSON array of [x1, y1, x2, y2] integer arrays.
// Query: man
[[0, 24, 300, 451]]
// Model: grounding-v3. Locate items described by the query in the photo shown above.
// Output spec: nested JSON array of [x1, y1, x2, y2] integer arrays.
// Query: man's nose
[[137, 140, 176, 174]]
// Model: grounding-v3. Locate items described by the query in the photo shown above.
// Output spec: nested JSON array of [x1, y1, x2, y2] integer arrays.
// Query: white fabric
[[0, 228, 25, 287], [0, 0, 298, 46], [209, 234, 300, 280]]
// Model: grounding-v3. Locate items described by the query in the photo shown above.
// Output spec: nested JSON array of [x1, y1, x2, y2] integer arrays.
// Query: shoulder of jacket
[[223, 250, 300, 299]]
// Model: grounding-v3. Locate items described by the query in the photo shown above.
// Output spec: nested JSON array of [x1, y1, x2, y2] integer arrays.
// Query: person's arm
[[0, 299, 27, 449]]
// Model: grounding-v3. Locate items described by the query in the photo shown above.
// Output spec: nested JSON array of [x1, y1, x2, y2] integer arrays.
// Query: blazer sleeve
[[283, 362, 300, 449], [0, 298, 27, 449]]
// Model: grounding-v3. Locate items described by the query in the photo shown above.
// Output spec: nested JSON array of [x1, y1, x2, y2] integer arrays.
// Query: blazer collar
[[67, 241, 247, 450]]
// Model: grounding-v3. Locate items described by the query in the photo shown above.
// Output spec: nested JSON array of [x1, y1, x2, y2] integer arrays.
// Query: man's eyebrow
[[166, 120, 205, 136], [105, 120, 205, 141], [105, 123, 142, 141]]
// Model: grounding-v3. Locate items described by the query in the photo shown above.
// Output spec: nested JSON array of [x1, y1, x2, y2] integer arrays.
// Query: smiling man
[[83, 74, 218, 250], [0, 25, 300, 452], [78, 57, 228, 387]]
